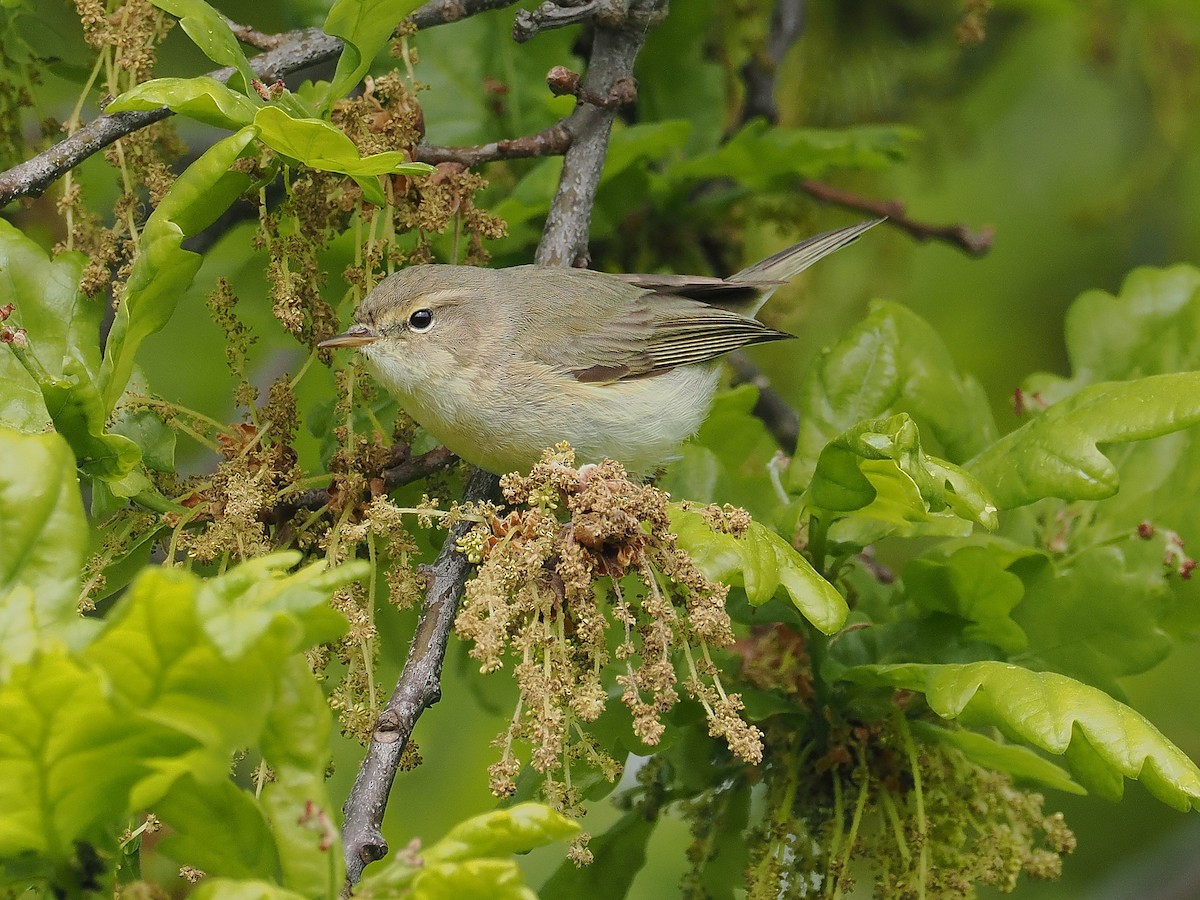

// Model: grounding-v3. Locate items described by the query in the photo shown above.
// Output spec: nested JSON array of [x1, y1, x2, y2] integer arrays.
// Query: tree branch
[[219, 14, 288, 51], [339, 464, 498, 894], [0, 0, 524, 208], [266, 445, 458, 525], [414, 120, 573, 166], [339, 0, 668, 891], [801, 178, 995, 256], [536, 2, 666, 267]]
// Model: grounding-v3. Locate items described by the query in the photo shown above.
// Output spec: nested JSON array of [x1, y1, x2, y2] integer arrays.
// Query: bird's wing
[[509, 268, 792, 385]]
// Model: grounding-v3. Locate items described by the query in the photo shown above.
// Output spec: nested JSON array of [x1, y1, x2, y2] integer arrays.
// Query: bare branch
[[341, 0, 669, 890], [410, 0, 523, 29], [218, 14, 288, 51], [414, 121, 573, 166], [513, 0, 627, 43], [801, 178, 995, 256], [339, 465, 497, 893], [266, 445, 458, 524], [536, 1, 667, 267]]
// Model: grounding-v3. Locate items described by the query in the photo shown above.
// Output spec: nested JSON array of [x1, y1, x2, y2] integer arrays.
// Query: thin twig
[[340, 0, 669, 891], [802, 178, 994, 256], [219, 13, 287, 51], [414, 121, 573, 166], [267, 445, 458, 524], [409, 0, 524, 29]]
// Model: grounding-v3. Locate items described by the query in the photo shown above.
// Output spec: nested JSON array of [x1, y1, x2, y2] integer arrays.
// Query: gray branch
[[340, 0, 669, 891]]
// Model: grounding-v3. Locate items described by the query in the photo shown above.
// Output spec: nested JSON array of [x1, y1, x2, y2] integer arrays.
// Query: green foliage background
[[5, 0, 1200, 897]]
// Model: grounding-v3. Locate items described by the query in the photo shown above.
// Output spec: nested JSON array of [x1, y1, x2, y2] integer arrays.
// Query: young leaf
[[1034, 264, 1200, 399], [190, 881, 311, 900], [903, 545, 1028, 654], [789, 301, 996, 490], [253, 106, 434, 205], [150, 0, 255, 91], [106, 76, 260, 129], [260, 658, 344, 893], [155, 775, 282, 881], [0, 428, 95, 677], [966, 372, 1200, 509], [1010, 545, 1172, 697], [808, 413, 998, 535], [539, 808, 656, 900], [411, 859, 534, 900], [99, 127, 257, 409], [0, 654, 164, 858], [9, 351, 142, 481], [0, 219, 90, 431], [425, 803, 580, 863], [355, 804, 575, 897], [322, 0, 425, 107], [670, 505, 848, 634], [841, 661, 1200, 811]]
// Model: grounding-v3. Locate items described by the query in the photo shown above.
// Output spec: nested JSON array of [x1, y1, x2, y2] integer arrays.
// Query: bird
[[319, 219, 880, 475]]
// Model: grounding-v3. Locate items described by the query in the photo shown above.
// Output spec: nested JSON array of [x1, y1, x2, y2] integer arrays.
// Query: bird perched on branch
[[321, 219, 880, 475]]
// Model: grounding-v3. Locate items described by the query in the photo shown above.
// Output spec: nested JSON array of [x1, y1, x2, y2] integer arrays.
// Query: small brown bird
[[320, 219, 880, 474]]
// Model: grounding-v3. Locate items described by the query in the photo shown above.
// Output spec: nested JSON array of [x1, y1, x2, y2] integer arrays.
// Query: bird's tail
[[733, 218, 883, 313]]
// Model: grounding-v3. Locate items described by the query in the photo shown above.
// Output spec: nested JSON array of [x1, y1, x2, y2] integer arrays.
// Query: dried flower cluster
[[59, 0, 181, 297], [454, 445, 764, 821]]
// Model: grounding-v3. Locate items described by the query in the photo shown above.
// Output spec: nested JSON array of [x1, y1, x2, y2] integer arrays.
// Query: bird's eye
[[408, 308, 434, 332]]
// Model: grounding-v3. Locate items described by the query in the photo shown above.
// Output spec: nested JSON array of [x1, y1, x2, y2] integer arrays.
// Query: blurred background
[[9, 0, 1200, 895]]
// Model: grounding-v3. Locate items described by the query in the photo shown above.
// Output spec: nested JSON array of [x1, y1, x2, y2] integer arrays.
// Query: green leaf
[[253, 106, 434, 205], [539, 809, 655, 900], [323, 0, 424, 106], [260, 657, 344, 893], [842, 661, 1200, 811], [99, 127, 257, 410], [669, 505, 848, 633], [190, 881, 311, 900], [0, 219, 90, 431], [10, 352, 142, 480], [903, 545, 1028, 654], [106, 76, 259, 129], [425, 803, 580, 863], [83, 568, 281, 798], [808, 414, 998, 536], [1010, 545, 1172, 697], [156, 775, 281, 880], [910, 720, 1085, 795], [149, 0, 254, 91], [411, 859, 534, 900], [0, 428, 94, 678], [196, 552, 363, 658], [1034, 264, 1200, 399], [966, 372, 1200, 509], [789, 301, 997, 490], [357, 805, 572, 897], [0, 653, 166, 857]]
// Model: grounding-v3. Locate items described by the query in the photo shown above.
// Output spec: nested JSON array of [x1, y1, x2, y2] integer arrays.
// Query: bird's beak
[[319, 323, 379, 349]]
